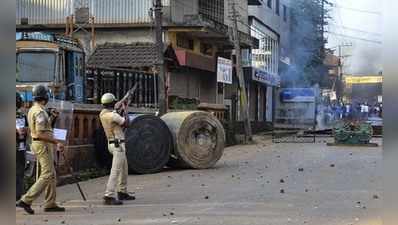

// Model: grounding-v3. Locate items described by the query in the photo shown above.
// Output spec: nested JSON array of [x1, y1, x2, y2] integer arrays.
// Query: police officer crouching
[[16, 85, 65, 214], [100, 93, 135, 205]]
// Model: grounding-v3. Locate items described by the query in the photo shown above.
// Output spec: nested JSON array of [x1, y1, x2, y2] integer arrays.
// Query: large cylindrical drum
[[125, 114, 172, 174], [161, 111, 225, 169]]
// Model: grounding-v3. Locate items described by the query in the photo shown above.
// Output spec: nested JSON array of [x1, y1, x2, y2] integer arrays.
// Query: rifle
[[115, 83, 139, 117]]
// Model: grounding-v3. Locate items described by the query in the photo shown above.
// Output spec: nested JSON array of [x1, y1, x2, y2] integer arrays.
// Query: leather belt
[[109, 139, 125, 144]]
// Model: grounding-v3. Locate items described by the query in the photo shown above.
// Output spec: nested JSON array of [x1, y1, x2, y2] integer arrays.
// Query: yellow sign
[[344, 76, 383, 84]]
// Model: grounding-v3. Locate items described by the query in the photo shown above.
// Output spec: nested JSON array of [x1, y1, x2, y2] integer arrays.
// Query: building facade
[[17, 0, 256, 113], [239, 0, 292, 123]]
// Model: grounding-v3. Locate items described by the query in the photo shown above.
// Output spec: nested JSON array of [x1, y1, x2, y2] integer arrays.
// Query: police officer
[[16, 85, 65, 214], [99, 93, 135, 205], [16, 92, 28, 200]]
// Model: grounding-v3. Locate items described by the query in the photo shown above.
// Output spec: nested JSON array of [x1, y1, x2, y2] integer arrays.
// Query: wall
[[170, 0, 199, 24], [223, 0, 250, 34], [169, 68, 217, 104]]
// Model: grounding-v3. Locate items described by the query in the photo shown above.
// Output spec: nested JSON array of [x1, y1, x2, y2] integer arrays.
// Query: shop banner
[[217, 57, 233, 84]]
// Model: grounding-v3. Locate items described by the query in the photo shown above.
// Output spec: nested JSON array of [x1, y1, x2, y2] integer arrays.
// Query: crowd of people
[[326, 101, 383, 122]]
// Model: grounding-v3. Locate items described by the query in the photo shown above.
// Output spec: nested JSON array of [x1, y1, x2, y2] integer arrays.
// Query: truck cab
[[16, 32, 85, 103]]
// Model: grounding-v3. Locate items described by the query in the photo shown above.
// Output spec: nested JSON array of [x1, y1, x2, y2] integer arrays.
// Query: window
[[283, 5, 287, 22], [17, 52, 56, 82], [200, 43, 213, 56], [267, 0, 272, 8], [276, 0, 280, 15], [177, 34, 194, 50]]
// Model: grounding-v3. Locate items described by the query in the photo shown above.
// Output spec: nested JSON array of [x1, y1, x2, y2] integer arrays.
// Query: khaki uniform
[[99, 109, 128, 198], [21, 103, 57, 208]]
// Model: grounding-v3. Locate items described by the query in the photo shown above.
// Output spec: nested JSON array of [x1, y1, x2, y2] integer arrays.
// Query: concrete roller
[[125, 114, 172, 174], [161, 111, 225, 169]]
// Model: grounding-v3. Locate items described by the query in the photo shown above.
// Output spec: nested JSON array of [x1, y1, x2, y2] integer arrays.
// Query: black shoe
[[16, 200, 34, 215], [44, 206, 65, 212], [103, 196, 123, 205], [117, 192, 136, 201]]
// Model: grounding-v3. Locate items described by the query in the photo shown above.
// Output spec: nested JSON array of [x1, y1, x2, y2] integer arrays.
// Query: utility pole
[[336, 43, 352, 102], [229, 0, 252, 143], [154, 0, 167, 116], [321, 0, 325, 57]]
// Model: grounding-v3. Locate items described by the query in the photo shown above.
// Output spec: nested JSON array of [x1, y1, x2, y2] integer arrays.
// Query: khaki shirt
[[99, 109, 126, 141], [27, 102, 52, 140]]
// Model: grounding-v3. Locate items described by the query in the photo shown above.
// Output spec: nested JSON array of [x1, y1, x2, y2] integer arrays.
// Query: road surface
[[16, 135, 382, 225]]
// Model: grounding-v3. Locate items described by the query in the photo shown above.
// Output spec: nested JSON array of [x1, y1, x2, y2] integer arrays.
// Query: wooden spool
[[161, 111, 225, 169]]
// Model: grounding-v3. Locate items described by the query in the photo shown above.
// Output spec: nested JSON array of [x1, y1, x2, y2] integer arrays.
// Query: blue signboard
[[280, 88, 315, 102], [252, 68, 280, 86]]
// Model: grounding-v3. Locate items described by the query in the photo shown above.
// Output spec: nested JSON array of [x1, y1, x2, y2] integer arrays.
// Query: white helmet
[[101, 93, 116, 105]]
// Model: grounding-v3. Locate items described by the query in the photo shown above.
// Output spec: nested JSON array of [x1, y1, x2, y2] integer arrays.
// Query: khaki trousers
[[21, 142, 57, 208], [104, 143, 128, 198]]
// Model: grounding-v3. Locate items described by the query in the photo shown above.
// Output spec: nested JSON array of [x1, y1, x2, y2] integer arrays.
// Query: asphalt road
[[16, 136, 382, 225]]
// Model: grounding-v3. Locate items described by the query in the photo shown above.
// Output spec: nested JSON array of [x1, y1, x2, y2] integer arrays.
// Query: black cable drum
[[125, 114, 172, 174]]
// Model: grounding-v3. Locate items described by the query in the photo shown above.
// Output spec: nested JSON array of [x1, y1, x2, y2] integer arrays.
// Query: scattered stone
[[117, 218, 121, 222], [356, 201, 361, 205], [280, 189, 285, 194], [280, 179, 285, 183], [373, 194, 379, 199], [330, 164, 335, 168], [298, 168, 304, 172], [204, 196, 209, 199], [170, 212, 175, 216]]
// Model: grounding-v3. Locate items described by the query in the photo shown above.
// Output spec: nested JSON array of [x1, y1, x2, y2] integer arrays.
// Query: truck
[[17, 32, 85, 103]]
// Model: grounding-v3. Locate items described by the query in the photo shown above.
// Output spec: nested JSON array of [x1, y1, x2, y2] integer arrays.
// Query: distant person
[[16, 93, 28, 200], [363, 102, 369, 120], [345, 104, 351, 118]]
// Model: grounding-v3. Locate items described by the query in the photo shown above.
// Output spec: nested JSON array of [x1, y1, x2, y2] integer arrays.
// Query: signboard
[[280, 88, 315, 103], [345, 76, 383, 84], [252, 68, 280, 86], [217, 57, 232, 84]]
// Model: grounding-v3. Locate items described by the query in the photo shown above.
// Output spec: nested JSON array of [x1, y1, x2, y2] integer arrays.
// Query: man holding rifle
[[16, 85, 65, 214], [99, 86, 136, 205]]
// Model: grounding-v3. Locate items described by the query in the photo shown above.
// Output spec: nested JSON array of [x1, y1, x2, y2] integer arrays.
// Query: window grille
[[199, 0, 224, 24]]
